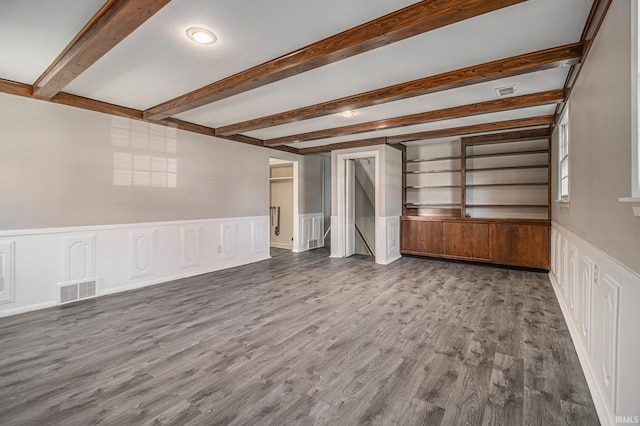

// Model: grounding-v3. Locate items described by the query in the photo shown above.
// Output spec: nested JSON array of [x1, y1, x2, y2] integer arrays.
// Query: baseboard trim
[[548, 272, 613, 426], [270, 242, 293, 250], [381, 253, 402, 265], [103, 254, 271, 296], [0, 301, 58, 319]]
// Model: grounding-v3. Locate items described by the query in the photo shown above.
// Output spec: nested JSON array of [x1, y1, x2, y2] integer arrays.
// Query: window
[[620, 1, 640, 215], [558, 107, 570, 201]]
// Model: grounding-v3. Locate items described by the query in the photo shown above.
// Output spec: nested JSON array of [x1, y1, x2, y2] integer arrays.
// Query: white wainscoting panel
[[549, 223, 640, 426], [0, 241, 15, 304], [569, 245, 578, 317], [0, 216, 270, 318], [600, 274, 620, 410], [219, 223, 237, 260], [579, 256, 595, 353], [561, 236, 569, 298], [61, 235, 96, 283], [251, 219, 268, 255], [181, 226, 201, 268], [376, 216, 401, 265], [296, 213, 324, 252], [130, 230, 155, 279]]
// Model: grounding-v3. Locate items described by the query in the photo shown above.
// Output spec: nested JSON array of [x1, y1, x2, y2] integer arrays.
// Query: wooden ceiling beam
[[386, 115, 555, 144], [266, 90, 564, 146], [143, 0, 526, 120], [297, 116, 554, 154], [218, 43, 582, 136], [33, 0, 172, 99], [298, 138, 388, 155], [461, 128, 550, 145]]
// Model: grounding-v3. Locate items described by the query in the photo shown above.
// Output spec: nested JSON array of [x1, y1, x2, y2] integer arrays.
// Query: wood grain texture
[[489, 223, 550, 269], [298, 138, 387, 155], [143, 0, 526, 120], [462, 128, 551, 145], [33, 0, 172, 99], [0, 248, 597, 425], [387, 115, 555, 144], [402, 218, 551, 269], [265, 90, 565, 146], [443, 222, 490, 259], [217, 43, 582, 135], [295, 116, 555, 154], [401, 220, 444, 255]]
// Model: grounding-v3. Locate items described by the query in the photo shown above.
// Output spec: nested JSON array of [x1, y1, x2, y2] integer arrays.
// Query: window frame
[[558, 106, 570, 202], [620, 1, 640, 216]]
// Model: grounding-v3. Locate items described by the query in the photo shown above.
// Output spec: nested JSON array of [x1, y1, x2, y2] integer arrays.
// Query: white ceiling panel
[[64, 0, 419, 109], [245, 67, 568, 140], [289, 105, 557, 149], [175, 0, 591, 129], [0, 0, 107, 84]]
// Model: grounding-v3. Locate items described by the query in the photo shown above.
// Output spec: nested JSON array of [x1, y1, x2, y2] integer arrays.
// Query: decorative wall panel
[[0, 241, 15, 304], [130, 230, 155, 278], [181, 226, 201, 268], [61, 235, 96, 283]]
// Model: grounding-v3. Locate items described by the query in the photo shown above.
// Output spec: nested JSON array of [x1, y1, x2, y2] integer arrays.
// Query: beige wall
[[0, 93, 323, 230], [551, 0, 640, 274]]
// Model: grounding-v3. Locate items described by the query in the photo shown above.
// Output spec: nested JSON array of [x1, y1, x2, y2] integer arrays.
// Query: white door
[[345, 159, 356, 257]]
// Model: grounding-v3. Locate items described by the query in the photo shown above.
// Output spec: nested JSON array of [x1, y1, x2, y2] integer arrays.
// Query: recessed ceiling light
[[340, 110, 358, 118], [186, 27, 217, 44]]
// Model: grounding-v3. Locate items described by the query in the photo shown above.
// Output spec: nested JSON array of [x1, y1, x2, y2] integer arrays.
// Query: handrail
[[355, 222, 375, 256]]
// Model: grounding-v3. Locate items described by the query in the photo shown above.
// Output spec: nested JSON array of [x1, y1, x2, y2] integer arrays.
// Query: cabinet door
[[443, 222, 489, 260], [401, 220, 443, 255], [489, 223, 549, 269]]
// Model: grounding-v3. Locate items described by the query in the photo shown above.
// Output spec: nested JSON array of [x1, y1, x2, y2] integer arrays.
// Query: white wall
[[330, 144, 402, 264], [549, 1, 640, 423], [0, 93, 325, 316]]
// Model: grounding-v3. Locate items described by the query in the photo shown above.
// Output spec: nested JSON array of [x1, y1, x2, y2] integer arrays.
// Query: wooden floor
[[0, 248, 598, 425]]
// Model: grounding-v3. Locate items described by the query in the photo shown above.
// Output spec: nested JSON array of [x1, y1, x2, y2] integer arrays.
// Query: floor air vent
[[59, 280, 97, 304], [309, 240, 318, 249]]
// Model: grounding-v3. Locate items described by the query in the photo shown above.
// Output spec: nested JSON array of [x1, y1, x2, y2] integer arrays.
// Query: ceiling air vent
[[495, 85, 517, 97]]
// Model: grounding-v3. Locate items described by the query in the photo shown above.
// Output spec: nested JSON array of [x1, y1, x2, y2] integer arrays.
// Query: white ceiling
[[64, 0, 419, 109], [0, 0, 106, 83], [0, 0, 595, 151]]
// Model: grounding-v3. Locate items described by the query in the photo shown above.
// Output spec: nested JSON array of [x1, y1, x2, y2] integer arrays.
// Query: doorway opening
[[345, 157, 376, 258], [269, 158, 297, 251]]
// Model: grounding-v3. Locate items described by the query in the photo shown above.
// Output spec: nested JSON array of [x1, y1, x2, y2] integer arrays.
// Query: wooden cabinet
[[489, 223, 550, 269], [443, 222, 489, 260], [401, 217, 549, 270], [401, 220, 442, 255], [401, 130, 552, 270]]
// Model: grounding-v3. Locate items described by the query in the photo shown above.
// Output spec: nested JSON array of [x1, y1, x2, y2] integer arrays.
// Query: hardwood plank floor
[[0, 248, 598, 425]]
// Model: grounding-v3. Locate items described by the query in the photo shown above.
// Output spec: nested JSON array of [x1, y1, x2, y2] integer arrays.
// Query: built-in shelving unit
[[401, 128, 551, 269]]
